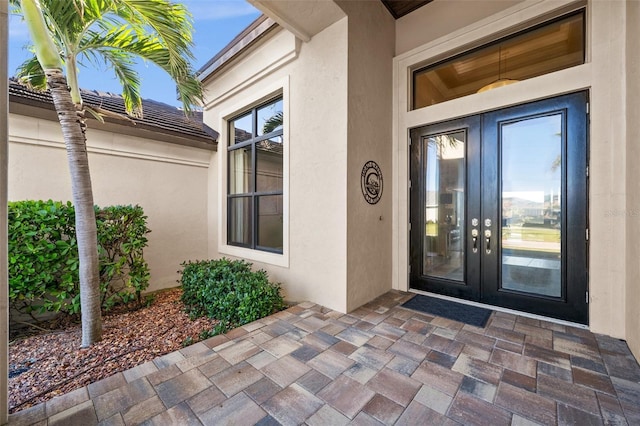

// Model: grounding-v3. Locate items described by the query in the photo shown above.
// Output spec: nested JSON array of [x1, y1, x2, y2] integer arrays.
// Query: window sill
[[219, 244, 289, 268]]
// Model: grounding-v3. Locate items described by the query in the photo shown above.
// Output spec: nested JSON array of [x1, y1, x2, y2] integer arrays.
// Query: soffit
[[197, 15, 278, 83], [380, 0, 433, 19], [196, 0, 433, 83], [248, 0, 346, 42]]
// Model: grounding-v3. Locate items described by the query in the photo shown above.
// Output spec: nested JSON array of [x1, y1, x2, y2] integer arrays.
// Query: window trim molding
[[217, 76, 290, 268]]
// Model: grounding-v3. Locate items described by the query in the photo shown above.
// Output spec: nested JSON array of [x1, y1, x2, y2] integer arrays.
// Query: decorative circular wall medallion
[[361, 160, 383, 205]]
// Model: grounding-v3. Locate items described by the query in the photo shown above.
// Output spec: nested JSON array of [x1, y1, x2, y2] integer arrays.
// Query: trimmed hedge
[[179, 258, 285, 335], [8, 200, 151, 317]]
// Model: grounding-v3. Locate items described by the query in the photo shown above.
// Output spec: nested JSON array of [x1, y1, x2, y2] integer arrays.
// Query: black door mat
[[402, 294, 493, 328]]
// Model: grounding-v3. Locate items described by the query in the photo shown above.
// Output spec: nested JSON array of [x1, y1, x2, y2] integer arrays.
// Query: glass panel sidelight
[[422, 130, 466, 281], [500, 114, 562, 297]]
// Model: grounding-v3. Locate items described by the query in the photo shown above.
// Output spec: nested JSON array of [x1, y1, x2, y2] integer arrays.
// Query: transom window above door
[[227, 97, 284, 253], [412, 11, 585, 109]]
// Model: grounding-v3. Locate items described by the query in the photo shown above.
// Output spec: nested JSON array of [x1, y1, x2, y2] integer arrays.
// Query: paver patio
[[8, 290, 640, 425]]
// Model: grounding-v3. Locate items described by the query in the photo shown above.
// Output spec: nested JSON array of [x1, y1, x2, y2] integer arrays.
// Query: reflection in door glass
[[423, 131, 465, 281], [501, 114, 562, 297]]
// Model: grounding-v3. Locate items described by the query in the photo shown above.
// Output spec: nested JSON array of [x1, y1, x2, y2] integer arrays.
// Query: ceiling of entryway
[[380, 0, 433, 19]]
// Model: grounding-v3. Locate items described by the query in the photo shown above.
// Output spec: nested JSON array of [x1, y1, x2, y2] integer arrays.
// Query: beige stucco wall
[[393, 0, 639, 358], [8, 113, 211, 293], [588, 0, 626, 341], [625, 0, 640, 361], [204, 20, 350, 312], [338, 1, 395, 311], [204, 3, 396, 313]]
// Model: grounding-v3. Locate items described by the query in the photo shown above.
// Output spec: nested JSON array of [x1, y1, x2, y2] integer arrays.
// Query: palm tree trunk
[[45, 68, 102, 347]]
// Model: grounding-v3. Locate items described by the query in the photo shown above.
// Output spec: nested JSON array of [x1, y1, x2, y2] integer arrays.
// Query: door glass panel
[[501, 114, 562, 297], [423, 131, 466, 281]]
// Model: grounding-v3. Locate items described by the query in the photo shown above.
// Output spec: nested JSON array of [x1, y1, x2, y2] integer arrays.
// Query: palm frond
[[38, 0, 87, 46], [90, 47, 143, 117], [16, 0, 202, 115], [85, 104, 137, 124], [115, 0, 195, 55], [80, 25, 202, 114], [111, 0, 202, 112], [8, 0, 23, 14], [262, 112, 283, 134], [15, 56, 48, 90]]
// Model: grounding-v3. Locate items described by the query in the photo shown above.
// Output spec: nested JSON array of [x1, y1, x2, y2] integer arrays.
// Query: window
[[227, 97, 284, 253], [413, 11, 585, 109]]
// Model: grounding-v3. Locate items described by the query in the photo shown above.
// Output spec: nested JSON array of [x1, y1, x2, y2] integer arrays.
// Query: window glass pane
[[257, 195, 283, 251], [230, 113, 252, 145], [257, 98, 283, 136], [229, 147, 252, 194], [229, 197, 252, 246], [501, 114, 562, 297], [413, 12, 584, 109], [227, 96, 284, 252], [422, 131, 465, 282], [256, 139, 283, 192]]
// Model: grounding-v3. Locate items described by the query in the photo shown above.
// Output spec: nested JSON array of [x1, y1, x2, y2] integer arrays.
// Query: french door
[[409, 92, 588, 323]]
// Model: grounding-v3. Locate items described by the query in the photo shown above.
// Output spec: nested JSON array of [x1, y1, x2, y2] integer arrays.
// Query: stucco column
[[625, 0, 640, 361], [1, 0, 9, 423]]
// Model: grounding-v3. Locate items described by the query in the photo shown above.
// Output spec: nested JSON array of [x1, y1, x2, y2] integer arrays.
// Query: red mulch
[[8, 287, 218, 414]]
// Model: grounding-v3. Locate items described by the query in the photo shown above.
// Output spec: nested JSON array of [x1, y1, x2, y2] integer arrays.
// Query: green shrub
[[8, 200, 78, 315], [96, 205, 151, 311], [8, 200, 151, 317], [179, 258, 285, 334]]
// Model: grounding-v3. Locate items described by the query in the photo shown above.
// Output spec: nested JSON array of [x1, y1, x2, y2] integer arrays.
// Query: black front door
[[409, 92, 588, 324]]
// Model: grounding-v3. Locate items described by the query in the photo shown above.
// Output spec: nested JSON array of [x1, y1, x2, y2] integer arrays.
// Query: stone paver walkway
[[8, 291, 640, 425]]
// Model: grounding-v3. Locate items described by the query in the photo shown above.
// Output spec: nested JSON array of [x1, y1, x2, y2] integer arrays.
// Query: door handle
[[471, 229, 479, 253], [485, 229, 492, 254]]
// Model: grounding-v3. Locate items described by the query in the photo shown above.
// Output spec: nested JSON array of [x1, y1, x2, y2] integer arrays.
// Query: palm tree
[[262, 111, 283, 134], [15, 0, 203, 347]]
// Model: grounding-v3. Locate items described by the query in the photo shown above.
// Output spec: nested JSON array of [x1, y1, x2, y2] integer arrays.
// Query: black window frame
[[227, 97, 284, 254]]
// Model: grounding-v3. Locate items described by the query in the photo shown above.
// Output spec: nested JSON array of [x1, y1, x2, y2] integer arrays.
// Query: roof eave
[[197, 15, 279, 84], [9, 97, 218, 152]]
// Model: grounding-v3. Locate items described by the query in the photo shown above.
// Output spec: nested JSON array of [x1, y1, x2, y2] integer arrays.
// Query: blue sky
[[8, 0, 261, 107]]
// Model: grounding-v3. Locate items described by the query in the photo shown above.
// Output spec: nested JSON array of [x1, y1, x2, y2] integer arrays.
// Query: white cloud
[[178, 0, 258, 21], [9, 15, 29, 41], [181, 0, 260, 21]]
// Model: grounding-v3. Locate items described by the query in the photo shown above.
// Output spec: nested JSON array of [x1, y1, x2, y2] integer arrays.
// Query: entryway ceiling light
[[477, 78, 519, 93], [477, 46, 519, 93]]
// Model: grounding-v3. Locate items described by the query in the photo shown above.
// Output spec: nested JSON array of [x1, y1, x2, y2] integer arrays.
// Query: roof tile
[[9, 80, 218, 145]]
